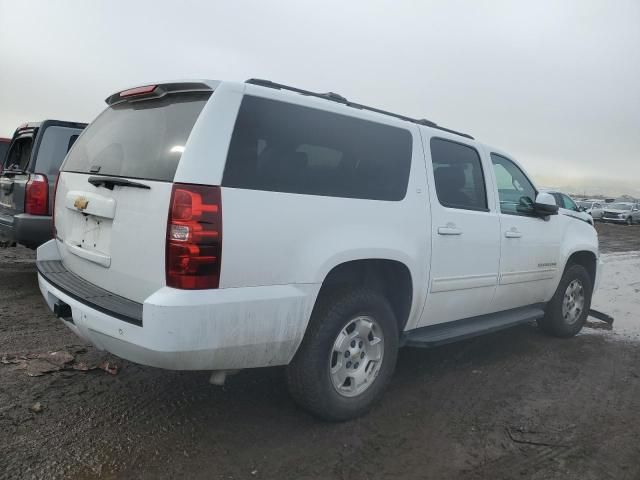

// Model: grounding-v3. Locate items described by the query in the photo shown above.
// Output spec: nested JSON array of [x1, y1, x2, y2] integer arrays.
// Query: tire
[[626, 216, 632, 226], [538, 263, 592, 338], [286, 288, 399, 421]]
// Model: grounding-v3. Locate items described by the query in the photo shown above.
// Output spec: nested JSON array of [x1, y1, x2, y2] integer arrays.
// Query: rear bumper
[[0, 213, 51, 248], [36, 240, 320, 371]]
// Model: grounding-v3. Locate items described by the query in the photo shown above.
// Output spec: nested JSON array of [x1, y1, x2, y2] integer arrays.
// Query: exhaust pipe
[[589, 309, 614, 325]]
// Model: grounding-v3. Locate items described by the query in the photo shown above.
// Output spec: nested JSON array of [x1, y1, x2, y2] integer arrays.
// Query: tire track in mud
[[461, 333, 640, 480]]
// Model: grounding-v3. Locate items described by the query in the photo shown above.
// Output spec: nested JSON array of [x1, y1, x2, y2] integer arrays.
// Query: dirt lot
[[1, 223, 639, 480], [595, 221, 640, 253]]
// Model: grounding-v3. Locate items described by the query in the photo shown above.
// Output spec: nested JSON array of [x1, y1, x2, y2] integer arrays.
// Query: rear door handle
[[438, 225, 462, 235], [505, 229, 522, 238]]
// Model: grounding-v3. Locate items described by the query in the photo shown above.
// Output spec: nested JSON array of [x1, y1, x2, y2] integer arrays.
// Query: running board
[[402, 305, 545, 348]]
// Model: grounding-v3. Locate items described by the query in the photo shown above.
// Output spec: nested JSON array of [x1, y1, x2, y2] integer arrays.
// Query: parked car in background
[[542, 189, 594, 225], [0, 121, 86, 248], [601, 202, 640, 225], [0, 137, 10, 164], [576, 199, 605, 220], [37, 79, 599, 421]]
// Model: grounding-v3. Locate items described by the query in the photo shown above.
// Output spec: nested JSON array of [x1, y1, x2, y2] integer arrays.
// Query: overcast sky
[[1, 0, 638, 195]]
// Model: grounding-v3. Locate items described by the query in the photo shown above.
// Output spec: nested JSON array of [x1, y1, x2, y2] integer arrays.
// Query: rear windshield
[[63, 92, 210, 182], [35, 126, 85, 178]]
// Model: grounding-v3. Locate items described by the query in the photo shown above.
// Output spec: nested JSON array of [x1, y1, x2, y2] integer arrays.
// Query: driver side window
[[491, 153, 537, 216]]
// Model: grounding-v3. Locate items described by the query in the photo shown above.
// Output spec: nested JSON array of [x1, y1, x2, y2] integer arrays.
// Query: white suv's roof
[[113, 79, 516, 168]]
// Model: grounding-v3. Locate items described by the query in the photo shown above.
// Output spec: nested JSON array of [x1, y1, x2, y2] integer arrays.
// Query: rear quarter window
[[63, 92, 210, 182], [222, 96, 413, 201]]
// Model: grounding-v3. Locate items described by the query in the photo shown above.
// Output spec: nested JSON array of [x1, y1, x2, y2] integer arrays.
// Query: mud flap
[[588, 309, 614, 325]]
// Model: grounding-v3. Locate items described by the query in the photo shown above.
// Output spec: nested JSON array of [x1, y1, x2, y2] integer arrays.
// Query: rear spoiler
[[105, 82, 213, 106], [11, 120, 86, 139]]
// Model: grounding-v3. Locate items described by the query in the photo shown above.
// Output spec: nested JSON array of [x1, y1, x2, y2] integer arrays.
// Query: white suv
[[37, 79, 600, 421]]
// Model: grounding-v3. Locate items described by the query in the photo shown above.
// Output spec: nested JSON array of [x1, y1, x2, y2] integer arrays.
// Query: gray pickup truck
[[0, 120, 86, 248]]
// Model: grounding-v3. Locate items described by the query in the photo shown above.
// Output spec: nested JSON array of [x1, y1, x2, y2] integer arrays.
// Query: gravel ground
[[1, 222, 639, 480], [595, 220, 640, 253]]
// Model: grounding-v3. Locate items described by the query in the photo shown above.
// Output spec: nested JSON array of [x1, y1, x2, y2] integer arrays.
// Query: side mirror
[[534, 192, 559, 216]]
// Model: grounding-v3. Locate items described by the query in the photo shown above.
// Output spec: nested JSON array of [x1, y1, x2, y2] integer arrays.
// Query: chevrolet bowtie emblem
[[74, 197, 89, 210]]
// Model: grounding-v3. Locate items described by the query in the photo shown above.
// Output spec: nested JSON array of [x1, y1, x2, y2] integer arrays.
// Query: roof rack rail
[[245, 78, 474, 140]]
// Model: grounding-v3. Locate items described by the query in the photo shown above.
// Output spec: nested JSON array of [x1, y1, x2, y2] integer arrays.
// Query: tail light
[[25, 174, 48, 215], [166, 183, 222, 289], [52, 174, 61, 237]]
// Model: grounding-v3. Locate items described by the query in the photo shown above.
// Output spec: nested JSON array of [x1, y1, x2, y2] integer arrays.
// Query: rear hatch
[[55, 86, 212, 303], [0, 129, 36, 229]]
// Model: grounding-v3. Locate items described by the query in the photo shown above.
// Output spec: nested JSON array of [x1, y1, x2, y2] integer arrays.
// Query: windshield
[[577, 201, 592, 209], [608, 203, 632, 210], [63, 92, 210, 182]]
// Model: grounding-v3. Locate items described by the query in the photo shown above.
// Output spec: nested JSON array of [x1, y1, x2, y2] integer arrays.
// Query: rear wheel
[[286, 288, 398, 421], [538, 264, 592, 338]]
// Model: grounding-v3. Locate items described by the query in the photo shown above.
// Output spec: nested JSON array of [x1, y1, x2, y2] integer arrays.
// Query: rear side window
[[3, 136, 33, 171], [222, 96, 413, 201], [63, 92, 210, 182], [34, 126, 84, 178], [430, 138, 487, 211]]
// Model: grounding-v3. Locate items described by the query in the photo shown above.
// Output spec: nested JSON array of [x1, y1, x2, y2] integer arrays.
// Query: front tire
[[626, 216, 632, 226], [286, 288, 399, 421], [538, 264, 592, 338]]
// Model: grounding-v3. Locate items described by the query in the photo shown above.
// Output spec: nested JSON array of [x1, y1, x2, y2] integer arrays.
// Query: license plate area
[[67, 212, 112, 258]]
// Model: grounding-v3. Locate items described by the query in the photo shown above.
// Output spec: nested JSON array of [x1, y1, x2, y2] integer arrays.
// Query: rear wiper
[[87, 176, 151, 190]]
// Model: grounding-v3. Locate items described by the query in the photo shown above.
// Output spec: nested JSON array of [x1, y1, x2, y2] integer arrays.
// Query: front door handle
[[505, 229, 522, 238], [438, 225, 462, 235]]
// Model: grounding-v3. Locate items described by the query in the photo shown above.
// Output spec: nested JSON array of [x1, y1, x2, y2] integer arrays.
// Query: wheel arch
[[563, 249, 597, 287], [314, 258, 415, 334]]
